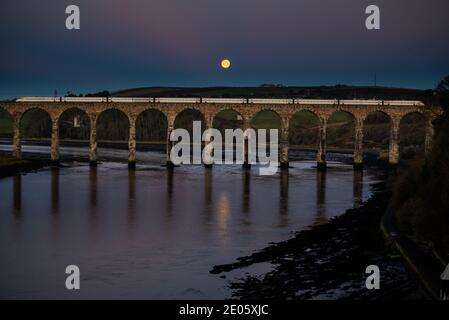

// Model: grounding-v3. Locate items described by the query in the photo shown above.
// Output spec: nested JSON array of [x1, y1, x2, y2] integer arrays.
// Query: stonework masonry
[[0, 101, 439, 169]]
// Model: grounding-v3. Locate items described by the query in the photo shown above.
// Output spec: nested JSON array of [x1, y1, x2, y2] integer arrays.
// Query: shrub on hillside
[[394, 76, 449, 258]]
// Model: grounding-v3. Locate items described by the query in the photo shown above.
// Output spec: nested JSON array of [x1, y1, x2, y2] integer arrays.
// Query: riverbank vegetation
[[393, 76, 449, 261], [0, 154, 48, 178], [0, 154, 29, 168]]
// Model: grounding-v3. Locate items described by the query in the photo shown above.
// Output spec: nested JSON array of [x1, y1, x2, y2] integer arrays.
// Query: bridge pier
[[166, 124, 175, 168], [242, 120, 252, 169], [279, 127, 289, 170], [242, 119, 252, 169], [128, 117, 136, 169], [317, 118, 327, 171], [389, 121, 400, 166], [89, 115, 98, 167], [51, 118, 59, 162], [204, 116, 214, 169], [425, 118, 434, 154], [12, 113, 22, 159], [353, 118, 364, 170], [242, 136, 251, 169]]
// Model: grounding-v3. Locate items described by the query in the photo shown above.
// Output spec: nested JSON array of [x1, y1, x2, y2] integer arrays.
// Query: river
[[0, 144, 381, 299]]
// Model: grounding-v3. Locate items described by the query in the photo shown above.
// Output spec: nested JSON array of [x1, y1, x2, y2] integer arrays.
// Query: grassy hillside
[[112, 85, 430, 101], [393, 77, 449, 259]]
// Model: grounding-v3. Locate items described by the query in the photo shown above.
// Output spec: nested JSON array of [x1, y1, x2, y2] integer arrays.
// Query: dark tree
[[436, 75, 449, 112]]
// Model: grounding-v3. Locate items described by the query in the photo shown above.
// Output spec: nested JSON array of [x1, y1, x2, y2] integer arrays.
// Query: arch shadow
[[96, 109, 130, 161], [363, 111, 391, 161], [174, 108, 206, 134], [58, 108, 91, 140], [136, 109, 168, 157], [326, 110, 355, 152], [20, 108, 52, 139], [288, 110, 320, 150], [97, 108, 130, 141]]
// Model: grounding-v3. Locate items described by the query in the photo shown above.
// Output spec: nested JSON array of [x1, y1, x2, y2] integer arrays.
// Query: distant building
[[259, 84, 285, 88]]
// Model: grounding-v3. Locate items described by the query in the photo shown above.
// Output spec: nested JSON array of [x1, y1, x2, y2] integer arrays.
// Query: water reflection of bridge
[[10, 166, 365, 231]]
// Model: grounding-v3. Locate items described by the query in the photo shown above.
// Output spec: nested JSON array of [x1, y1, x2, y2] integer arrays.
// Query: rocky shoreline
[[0, 153, 51, 178], [211, 171, 427, 300]]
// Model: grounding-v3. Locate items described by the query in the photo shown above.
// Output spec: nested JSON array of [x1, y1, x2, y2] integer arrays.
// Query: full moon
[[221, 59, 231, 69]]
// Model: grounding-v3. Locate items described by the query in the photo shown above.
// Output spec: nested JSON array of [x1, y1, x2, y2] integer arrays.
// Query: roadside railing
[[441, 264, 449, 300]]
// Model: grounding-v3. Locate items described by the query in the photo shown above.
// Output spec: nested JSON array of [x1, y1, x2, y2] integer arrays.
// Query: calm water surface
[[0, 146, 380, 299]]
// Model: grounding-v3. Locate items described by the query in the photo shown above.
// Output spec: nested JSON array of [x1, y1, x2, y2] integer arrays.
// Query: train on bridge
[[15, 96, 425, 107]]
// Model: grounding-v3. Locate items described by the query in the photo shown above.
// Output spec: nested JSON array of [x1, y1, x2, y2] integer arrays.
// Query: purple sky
[[1, 0, 449, 98]]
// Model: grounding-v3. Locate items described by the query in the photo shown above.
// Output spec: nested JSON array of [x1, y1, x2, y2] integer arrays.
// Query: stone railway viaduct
[[0, 98, 439, 170]]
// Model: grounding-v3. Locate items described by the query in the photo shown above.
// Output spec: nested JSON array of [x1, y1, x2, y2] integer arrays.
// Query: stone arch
[[250, 110, 282, 159], [19, 106, 51, 121], [288, 109, 320, 149], [0, 106, 13, 139], [327, 109, 356, 121], [250, 109, 283, 129], [174, 108, 206, 135], [212, 109, 244, 132], [364, 109, 392, 122], [326, 110, 356, 153], [58, 107, 91, 140], [97, 108, 130, 141], [0, 106, 13, 117], [92, 105, 127, 121], [363, 111, 392, 161], [211, 109, 245, 161], [20, 107, 52, 139], [292, 107, 321, 120], [136, 108, 168, 143], [177, 105, 205, 119], [399, 110, 427, 124], [330, 108, 356, 121], [399, 111, 427, 160]]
